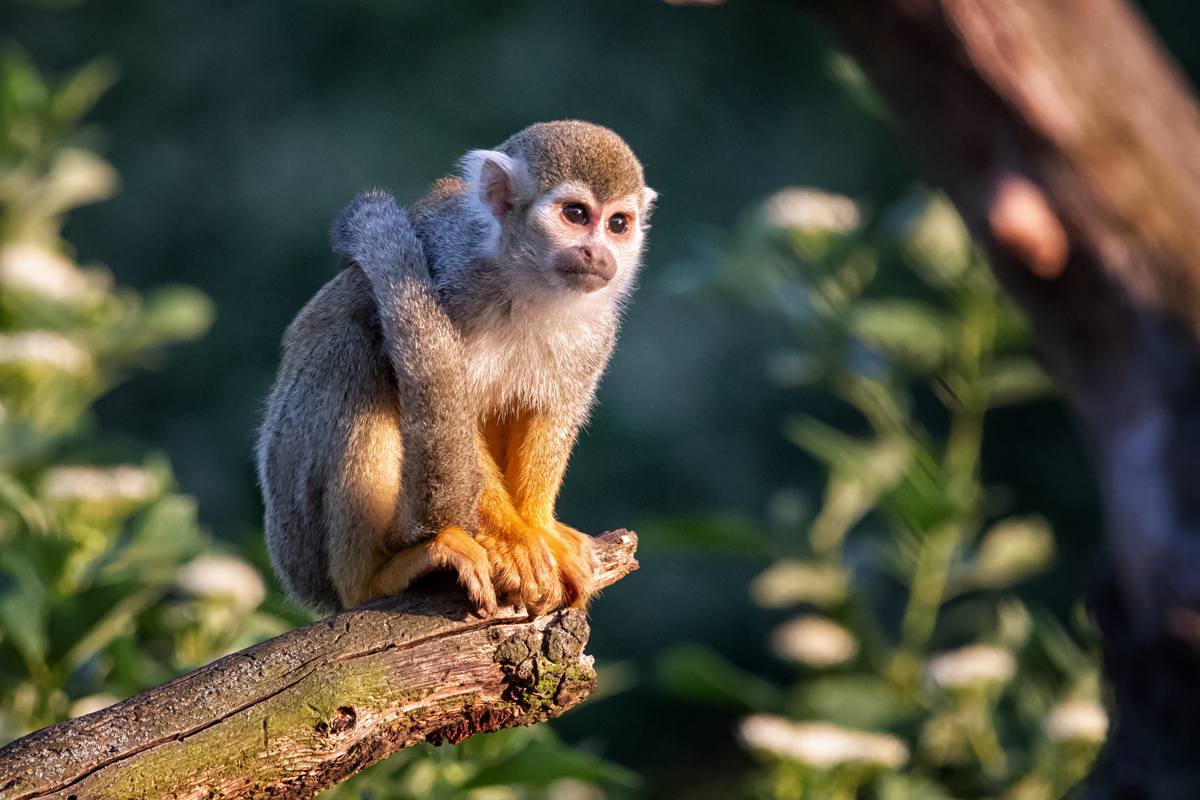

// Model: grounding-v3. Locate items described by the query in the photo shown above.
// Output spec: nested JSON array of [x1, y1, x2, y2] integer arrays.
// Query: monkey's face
[[530, 182, 651, 297]]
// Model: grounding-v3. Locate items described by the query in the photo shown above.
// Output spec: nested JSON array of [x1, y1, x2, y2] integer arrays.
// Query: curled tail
[[332, 191, 482, 545]]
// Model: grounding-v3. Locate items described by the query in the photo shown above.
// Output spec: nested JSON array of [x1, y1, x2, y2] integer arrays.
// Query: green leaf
[[140, 286, 216, 344], [788, 419, 911, 552], [103, 494, 207, 585], [850, 299, 951, 372], [1, 47, 48, 115], [657, 644, 782, 710], [462, 741, 639, 790], [0, 551, 49, 667], [50, 57, 118, 124], [968, 516, 1055, 590], [63, 585, 163, 672], [789, 675, 911, 731], [983, 358, 1057, 407], [825, 52, 889, 119]]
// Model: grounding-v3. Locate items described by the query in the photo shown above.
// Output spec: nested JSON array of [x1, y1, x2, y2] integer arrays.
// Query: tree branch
[[0, 530, 639, 800]]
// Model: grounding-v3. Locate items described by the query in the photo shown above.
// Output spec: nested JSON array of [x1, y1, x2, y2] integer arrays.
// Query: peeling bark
[[0, 530, 639, 800]]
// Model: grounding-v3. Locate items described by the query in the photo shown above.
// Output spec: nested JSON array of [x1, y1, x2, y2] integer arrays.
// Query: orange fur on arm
[[506, 409, 576, 529]]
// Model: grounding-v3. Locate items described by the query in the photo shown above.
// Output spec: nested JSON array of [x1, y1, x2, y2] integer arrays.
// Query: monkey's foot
[[476, 521, 597, 614], [369, 526, 497, 615]]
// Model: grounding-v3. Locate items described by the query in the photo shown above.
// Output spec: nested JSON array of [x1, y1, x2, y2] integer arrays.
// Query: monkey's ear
[[461, 149, 523, 221], [640, 187, 659, 227], [480, 158, 515, 218]]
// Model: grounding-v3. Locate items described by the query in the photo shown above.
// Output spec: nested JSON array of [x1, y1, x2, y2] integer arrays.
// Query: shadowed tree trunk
[[797, 1, 1200, 796]]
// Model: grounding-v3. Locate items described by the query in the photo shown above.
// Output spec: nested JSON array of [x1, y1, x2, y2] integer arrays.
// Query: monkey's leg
[[474, 412, 597, 613], [324, 396, 496, 615]]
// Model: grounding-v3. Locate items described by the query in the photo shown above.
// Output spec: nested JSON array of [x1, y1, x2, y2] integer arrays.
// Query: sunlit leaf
[[750, 560, 848, 609], [140, 286, 216, 343], [50, 58, 119, 125], [967, 516, 1055, 591], [850, 299, 951, 372], [983, 359, 1058, 407]]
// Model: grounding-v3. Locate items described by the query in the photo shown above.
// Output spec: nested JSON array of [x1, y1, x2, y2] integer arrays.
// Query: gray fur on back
[[257, 265, 387, 612], [257, 192, 482, 612]]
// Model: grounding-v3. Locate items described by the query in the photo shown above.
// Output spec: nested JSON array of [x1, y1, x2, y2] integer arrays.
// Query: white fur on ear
[[459, 149, 527, 221], [640, 187, 659, 232]]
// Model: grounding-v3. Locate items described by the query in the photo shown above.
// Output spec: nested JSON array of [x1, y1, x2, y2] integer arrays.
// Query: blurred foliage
[[0, 51, 634, 800], [657, 188, 1105, 799], [327, 726, 638, 800], [0, 47, 272, 741]]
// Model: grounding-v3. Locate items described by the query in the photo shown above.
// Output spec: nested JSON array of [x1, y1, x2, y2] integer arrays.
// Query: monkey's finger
[[454, 547, 498, 616], [514, 544, 552, 613], [525, 537, 562, 615], [526, 575, 562, 616], [551, 523, 598, 610]]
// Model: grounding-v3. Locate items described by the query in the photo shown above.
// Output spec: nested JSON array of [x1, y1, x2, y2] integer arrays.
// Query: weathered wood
[[0, 530, 639, 800], [800, 1, 1200, 796]]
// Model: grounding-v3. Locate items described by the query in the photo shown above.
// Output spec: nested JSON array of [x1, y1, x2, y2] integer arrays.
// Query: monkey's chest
[[461, 320, 603, 415]]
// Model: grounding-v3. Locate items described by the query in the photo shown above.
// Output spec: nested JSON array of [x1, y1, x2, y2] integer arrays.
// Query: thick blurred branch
[[0, 530, 639, 800], [799, 0, 1200, 795]]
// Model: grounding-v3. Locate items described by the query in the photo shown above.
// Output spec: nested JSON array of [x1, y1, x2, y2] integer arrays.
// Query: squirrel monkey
[[257, 121, 655, 616]]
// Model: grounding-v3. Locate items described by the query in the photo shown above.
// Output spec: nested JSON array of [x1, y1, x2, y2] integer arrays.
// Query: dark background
[[6, 0, 1194, 795]]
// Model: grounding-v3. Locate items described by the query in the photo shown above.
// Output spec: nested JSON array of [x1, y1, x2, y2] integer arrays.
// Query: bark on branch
[[0, 530, 639, 800], [801, 1, 1200, 795]]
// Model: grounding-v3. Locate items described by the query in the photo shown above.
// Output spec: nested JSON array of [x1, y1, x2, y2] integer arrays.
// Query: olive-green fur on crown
[[498, 121, 645, 202]]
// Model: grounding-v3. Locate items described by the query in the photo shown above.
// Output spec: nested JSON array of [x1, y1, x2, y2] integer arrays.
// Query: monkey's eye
[[607, 214, 629, 236], [562, 204, 589, 226]]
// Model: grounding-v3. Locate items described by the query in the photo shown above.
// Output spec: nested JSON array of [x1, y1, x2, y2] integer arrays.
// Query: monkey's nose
[[555, 246, 617, 293], [582, 247, 617, 282]]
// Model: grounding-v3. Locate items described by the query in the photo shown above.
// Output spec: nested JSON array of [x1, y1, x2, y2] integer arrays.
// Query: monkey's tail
[[331, 191, 483, 546], [331, 191, 429, 285]]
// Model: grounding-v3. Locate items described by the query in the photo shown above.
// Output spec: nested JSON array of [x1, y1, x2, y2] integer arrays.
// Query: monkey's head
[[460, 120, 656, 300]]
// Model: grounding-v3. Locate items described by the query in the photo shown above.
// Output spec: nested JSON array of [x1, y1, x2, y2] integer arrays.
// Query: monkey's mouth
[[555, 249, 616, 293]]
